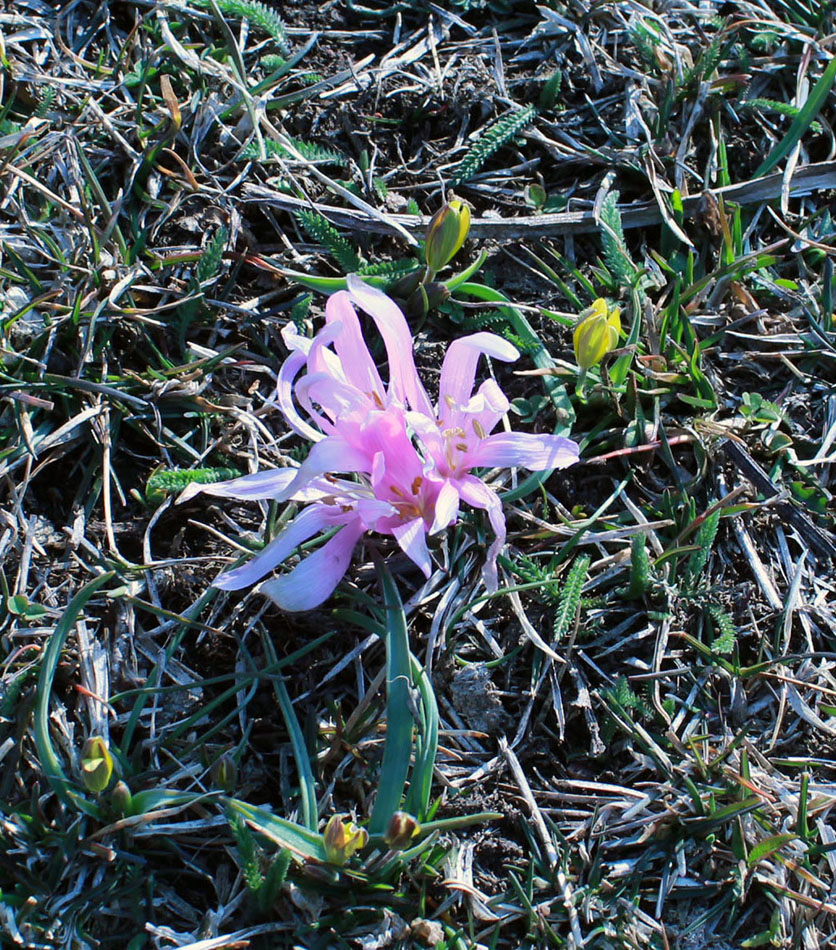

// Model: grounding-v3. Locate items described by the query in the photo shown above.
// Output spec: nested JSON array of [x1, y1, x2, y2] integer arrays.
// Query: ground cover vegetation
[[1, 0, 835, 947]]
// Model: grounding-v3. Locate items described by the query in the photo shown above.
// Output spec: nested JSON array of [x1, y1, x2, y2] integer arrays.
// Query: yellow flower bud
[[424, 200, 471, 275], [572, 298, 621, 370], [323, 815, 368, 866], [384, 811, 420, 850], [81, 736, 114, 793]]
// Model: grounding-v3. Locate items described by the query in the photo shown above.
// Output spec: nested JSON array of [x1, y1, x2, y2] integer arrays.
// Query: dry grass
[[1, 1, 836, 948]]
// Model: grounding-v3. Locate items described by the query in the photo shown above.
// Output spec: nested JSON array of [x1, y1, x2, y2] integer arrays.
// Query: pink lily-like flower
[[183, 276, 578, 610], [182, 409, 443, 611]]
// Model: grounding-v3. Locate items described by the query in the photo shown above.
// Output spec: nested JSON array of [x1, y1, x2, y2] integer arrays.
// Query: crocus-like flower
[[323, 814, 368, 866], [183, 276, 579, 610], [573, 298, 621, 370]]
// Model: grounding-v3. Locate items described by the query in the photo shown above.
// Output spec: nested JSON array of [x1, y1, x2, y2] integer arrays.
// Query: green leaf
[[599, 191, 637, 288], [404, 656, 438, 821], [241, 138, 346, 165], [295, 210, 362, 273], [707, 603, 737, 655], [223, 797, 327, 861], [622, 533, 651, 599], [261, 633, 318, 831], [754, 55, 836, 178], [145, 467, 241, 504], [684, 510, 721, 588], [747, 833, 797, 867], [370, 561, 414, 835], [552, 555, 589, 641], [35, 573, 115, 815], [128, 789, 209, 817], [450, 105, 535, 186], [191, 0, 290, 54]]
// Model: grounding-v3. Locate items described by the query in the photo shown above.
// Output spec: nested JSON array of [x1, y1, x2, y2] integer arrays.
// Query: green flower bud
[[81, 736, 114, 793], [406, 281, 449, 320], [323, 815, 368, 866], [387, 270, 422, 300], [424, 200, 471, 275], [572, 298, 621, 370], [423, 281, 450, 311], [211, 753, 237, 793], [111, 780, 133, 816], [406, 284, 430, 321], [384, 811, 420, 850]]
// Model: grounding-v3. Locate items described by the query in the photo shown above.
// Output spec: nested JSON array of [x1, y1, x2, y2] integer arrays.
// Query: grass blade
[[35, 572, 114, 814], [369, 559, 414, 835], [261, 632, 318, 832], [754, 55, 836, 178], [223, 797, 327, 861]]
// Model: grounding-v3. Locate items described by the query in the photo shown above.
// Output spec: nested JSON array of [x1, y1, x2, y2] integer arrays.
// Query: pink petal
[[458, 475, 506, 592], [305, 321, 349, 386], [430, 479, 460, 534], [460, 379, 511, 440], [325, 291, 386, 400], [354, 497, 397, 527], [178, 468, 297, 505], [214, 503, 353, 591], [296, 372, 372, 423], [438, 333, 518, 424], [281, 321, 314, 355], [407, 410, 445, 466], [346, 275, 434, 417], [392, 517, 432, 577], [466, 433, 580, 471], [260, 517, 366, 611], [279, 436, 374, 500], [363, 411, 425, 497], [277, 350, 324, 442]]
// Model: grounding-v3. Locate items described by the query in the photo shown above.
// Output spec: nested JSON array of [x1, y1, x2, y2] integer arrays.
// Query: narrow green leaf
[[261, 633, 318, 832], [685, 795, 763, 831], [223, 797, 327, 861], [128, 789, 210, 816], [754, 55, 836, 178], [404, 655, 438, 821], [797, 771, 810, 838], [35, 573, 114, 815], [370, 560, 414, 836], [747, 833, 797, 867]]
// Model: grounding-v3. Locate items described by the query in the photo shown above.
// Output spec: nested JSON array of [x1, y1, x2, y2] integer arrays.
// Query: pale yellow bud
[[81, 736, 114, 793], [323, 815, 368, 866], [573, 298, 621, 370], [424, 200, 471, 275]]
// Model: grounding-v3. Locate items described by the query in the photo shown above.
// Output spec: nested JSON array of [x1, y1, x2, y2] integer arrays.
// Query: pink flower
[[183, 277, 578, 610]]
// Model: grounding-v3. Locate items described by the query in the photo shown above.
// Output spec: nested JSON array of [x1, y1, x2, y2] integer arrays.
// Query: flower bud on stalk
[[387, 269, 422, 300], [424, 200, 471, 278], [406, 281, 450, 320], [573, 298, 621, 371], [111, 780, 133, 816], [384, 811, 420, 850], [323, 815, 368, 866], [81, 736, 114, 793], [211, 753, 237, 792]]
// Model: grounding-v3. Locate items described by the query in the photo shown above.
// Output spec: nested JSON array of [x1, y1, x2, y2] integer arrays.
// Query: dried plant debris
[[1, 0, 836, 948]]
